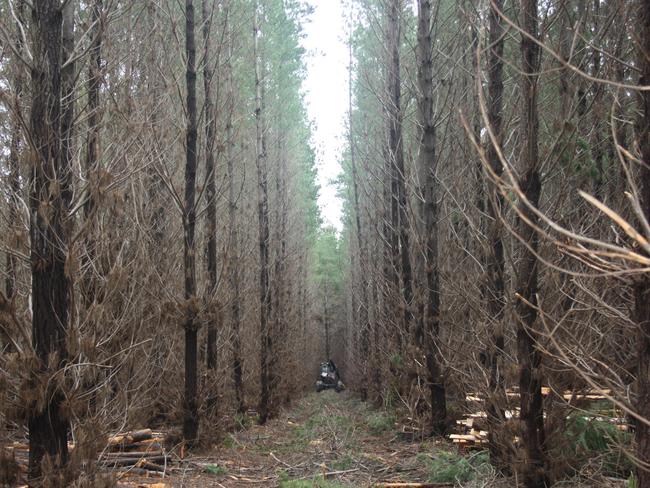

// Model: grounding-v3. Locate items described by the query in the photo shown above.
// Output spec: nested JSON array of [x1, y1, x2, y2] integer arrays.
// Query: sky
[[301, 0, 349, 232]]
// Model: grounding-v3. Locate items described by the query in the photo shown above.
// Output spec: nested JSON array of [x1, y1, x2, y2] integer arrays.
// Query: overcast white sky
[[301, 0, 348, 232]]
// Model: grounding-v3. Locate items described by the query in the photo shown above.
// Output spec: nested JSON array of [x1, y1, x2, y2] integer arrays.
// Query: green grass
[[234, 412, 252, 430], [279, 476, 348, 488], [331, 454, 354, 471], [418, 450, 491, 484], [365, 412, 395, 435]]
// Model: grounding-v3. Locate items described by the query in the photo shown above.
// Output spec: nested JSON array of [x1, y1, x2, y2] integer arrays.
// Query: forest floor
[[124, 390, 494, 488], [113, 391, 633, 488]]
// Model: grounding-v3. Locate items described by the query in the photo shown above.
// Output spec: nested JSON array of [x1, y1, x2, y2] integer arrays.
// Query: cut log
[[103, 450, 164, 458], [108, 429, 153, 447], [101, 455, 167, 467], [135, 459, 166, 472]]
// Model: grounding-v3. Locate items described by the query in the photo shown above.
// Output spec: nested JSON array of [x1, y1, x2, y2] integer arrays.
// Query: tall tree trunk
[[386, 0, 413, 349], [6, 0, 25, 304], [416, 0, 446, 436], [516, 1, 547, 486], [202, 0, 220, 420], [386, 0, 413, 350], [225, 9, 245, 412], [272, 134, 289, 402], [254, 2, 272, 425], [485, 0, 507, 470], [348, 25, 370, 401], [83, 0, 103, 308], [28, 0, 71, 480], [323, 281, 331, 360], [202, 0, 219, 374], [182, 0, 199, 445], [634, 1, 650, 485]]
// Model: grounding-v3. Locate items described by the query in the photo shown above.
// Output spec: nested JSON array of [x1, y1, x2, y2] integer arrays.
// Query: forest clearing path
[[165, 391, 441, 487]]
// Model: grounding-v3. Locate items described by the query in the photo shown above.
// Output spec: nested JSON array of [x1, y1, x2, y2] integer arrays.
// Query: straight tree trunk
[[324, 283, 331, 359], [6, 0, 25, 303], [254, 2, 272, 425], [416, 0, 446, 436], [82, 0, 103, 307], [386, 0, 413, 347], [485, 0, 507, 470], [225, 17, 245, 412], [182, 0, 199, 445], [516, 1, 547, 486], [634, 1, 650, 485], [348, 27, 370, 401], [28, 0, 71, 480], [202, 0, 219, 375], [275, 135, 289, 402]]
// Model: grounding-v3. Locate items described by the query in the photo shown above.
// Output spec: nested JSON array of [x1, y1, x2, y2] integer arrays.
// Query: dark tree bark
[[515, 0, 547, 486], [386, 0, 414, 346], [635, 1, 650, 485], [182, 0, 199, 444], [82, 0, 103, 308], [415, 0, 446, 436], [28, 0, 71, 480], [485, 0, 508, 470], [254, 3, 272, 425], [202, 0, 219, 376]]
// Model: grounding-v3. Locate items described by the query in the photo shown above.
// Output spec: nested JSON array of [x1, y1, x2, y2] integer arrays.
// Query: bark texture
[[516, 0, 547, 486], [182, 0, 199, 444], [28, 0, 71, 480], [416, 0, 446, 435]]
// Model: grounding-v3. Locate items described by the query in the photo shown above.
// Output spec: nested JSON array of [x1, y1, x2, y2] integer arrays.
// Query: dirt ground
[[118, 391, 453, 488]]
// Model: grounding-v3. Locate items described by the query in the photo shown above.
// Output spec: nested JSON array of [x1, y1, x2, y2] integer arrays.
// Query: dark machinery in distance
[[316, 360, 344, 393]]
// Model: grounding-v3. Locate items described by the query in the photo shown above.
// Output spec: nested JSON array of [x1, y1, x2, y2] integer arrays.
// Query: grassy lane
[[168, 391, 495, 487]]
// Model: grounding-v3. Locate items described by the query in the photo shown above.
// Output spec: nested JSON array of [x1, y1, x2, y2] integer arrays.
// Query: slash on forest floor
[[4, 390, 632, 487], [129, 391, 494, 488]]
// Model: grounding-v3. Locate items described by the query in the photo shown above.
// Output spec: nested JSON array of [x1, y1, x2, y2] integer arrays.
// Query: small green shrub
[[203, 464, 227, 475], [628, 473, 637, 488], [234, 412, 250, 430], [366, 412, 395, 435], [420, 450, 491, 484], [565, 415, 633, 477], [389, 353, 404, 368], [221, 434, 235, 449]]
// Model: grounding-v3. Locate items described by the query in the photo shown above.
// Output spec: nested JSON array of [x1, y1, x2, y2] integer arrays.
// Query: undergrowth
[[365, 412, 395, 435], [565, 414, 633, 478], [278, 471, 347, 488], [419, 450, 492, 484]]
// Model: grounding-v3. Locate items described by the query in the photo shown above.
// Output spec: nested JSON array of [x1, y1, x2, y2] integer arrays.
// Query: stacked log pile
[[1, 429, 170, 484], [449, 389, 626, 449], [100, 429, 169, 474]]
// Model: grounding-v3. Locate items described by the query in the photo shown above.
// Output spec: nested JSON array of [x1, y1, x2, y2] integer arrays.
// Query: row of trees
[[0, 0, 328, 484], [339, 0, 649, 486]]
